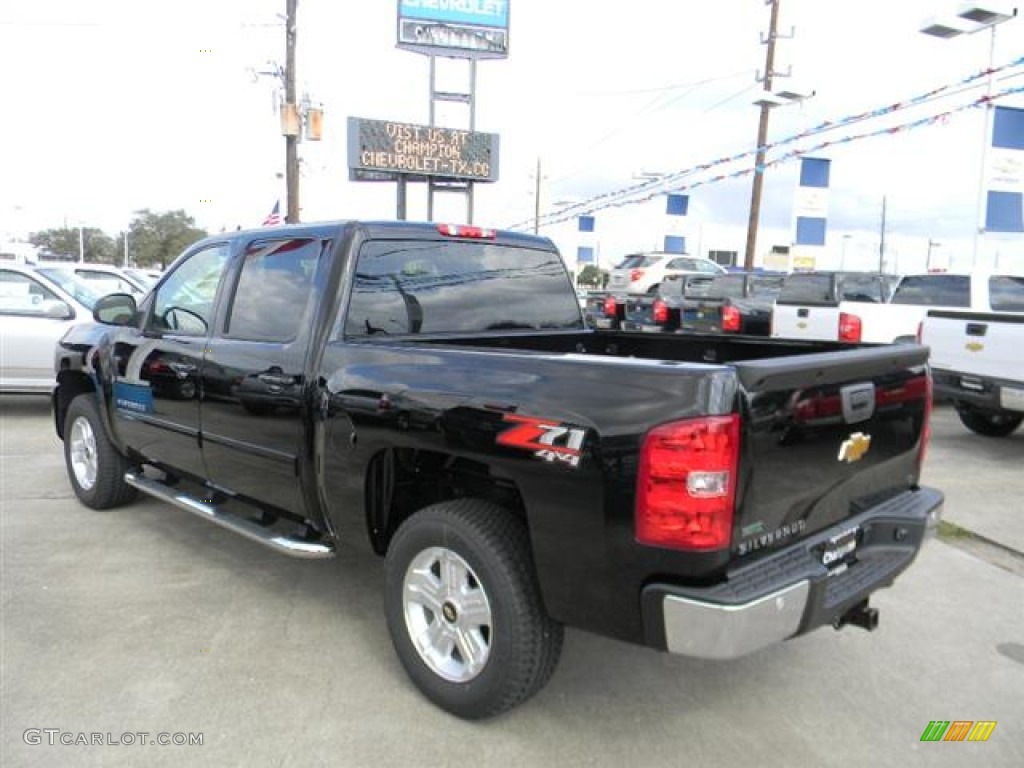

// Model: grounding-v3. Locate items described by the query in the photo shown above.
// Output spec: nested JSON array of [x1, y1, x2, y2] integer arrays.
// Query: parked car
[[607, 252, 726, 295], [770, 271, 892, 343], [53, 220, 941, 719], [621, 273, 717, 331], [36, 263, 149, 299], [123, 267, 163, 287], [920, 274, 1024, 437], [0, 263, 101, 393]]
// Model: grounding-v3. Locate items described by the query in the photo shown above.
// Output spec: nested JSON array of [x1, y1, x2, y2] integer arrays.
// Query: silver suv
[[608, 253, 726, 295]]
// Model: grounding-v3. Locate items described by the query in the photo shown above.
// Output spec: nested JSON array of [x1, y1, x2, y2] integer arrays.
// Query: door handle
[[258, 373, 294, 387]]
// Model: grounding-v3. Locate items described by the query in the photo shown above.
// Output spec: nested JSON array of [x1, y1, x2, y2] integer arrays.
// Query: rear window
[[343, 240, 581, 337], [837, 275, 884, 303], [705, 275, 748, 299], [989, 275, 1024, 311], [777, 274, 834, 304], [615, 254, 659, 269], [751, 276, 785, 297], [659, 275, 715, 297], [890, 275, 970, 307]]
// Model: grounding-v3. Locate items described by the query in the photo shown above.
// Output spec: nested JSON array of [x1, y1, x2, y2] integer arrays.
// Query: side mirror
[[93, 293, 137, 325], [41, 299, 74, 320]]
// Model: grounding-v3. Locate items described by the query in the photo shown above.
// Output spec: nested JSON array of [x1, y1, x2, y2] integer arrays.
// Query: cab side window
[[225, 238, 323, 342], [149, 245, 229, 335], [0, 270, 62, 316]]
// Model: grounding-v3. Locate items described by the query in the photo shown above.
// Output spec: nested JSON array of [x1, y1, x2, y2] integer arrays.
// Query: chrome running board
[[124, 472, 335, 559]]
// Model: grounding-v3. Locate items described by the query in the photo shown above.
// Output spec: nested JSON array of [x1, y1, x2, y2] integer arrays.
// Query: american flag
[[262, 201, 283, 226]]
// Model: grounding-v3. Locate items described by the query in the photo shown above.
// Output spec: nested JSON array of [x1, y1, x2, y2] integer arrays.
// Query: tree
[[127, 209, 207, 269], [577, 265, 608, 288], [29, 227, 117, 263]]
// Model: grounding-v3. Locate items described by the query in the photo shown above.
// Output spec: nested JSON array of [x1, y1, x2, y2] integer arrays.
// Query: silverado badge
[[965, 341, 984, 353], [838, 432, 871, 463]]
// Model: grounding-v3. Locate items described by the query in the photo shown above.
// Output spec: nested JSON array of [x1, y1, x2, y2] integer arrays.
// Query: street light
[[920, 2, 1018, 266]]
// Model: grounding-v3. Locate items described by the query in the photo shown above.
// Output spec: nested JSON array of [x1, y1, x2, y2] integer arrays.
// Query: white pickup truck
[[920, 274, 1024, 437], [772, 270, 1019, 345], [770, 271, 892, 343]]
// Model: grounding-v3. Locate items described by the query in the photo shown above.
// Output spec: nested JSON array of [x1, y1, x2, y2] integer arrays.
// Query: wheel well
[[364, 447, 526, 555], [54, 371, 96, 440]]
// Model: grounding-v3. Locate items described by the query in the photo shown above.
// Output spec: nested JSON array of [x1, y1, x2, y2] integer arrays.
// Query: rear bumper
[[641, 486, 944, 659], [932, 368, 1024, 413]]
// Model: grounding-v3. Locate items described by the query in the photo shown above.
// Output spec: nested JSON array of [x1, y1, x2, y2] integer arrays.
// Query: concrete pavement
[[1, 396, 1022, 768]]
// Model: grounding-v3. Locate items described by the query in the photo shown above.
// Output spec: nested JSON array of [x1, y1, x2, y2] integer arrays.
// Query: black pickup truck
[[621, 273, 716, 332], [53, 221, 943, 719], [624, 272, 782, 335]]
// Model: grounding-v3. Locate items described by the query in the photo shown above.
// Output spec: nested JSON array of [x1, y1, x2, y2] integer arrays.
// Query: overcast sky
[[2, 0, 1023, 273]]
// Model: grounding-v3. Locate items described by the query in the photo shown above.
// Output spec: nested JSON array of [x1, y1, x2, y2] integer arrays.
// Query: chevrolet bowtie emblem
[[797, 321, 808, 329], [965, 341, 984, 352], [838, 432, 871, 463]]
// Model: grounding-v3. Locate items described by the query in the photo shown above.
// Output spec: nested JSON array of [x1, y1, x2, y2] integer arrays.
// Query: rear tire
[[956, 406, 1022, 437], [384, 499, 563, 719], [63, 395, 138, 509]]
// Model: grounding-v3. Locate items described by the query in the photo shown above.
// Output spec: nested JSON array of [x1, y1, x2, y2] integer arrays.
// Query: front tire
[[956, 406, 1022, 437], [384, 499, 563, 719], [63, 395, 138, 509]]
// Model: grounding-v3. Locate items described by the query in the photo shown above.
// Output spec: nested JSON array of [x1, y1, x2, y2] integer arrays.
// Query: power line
[[575, 70, 750, 96], [513, 79, 1024, 231], [510, 58, 1024, 230]]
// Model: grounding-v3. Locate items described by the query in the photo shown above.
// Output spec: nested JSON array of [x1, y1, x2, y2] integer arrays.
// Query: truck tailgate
[[771, 303, 840, 341], [681, 299, 726, 332], [922, 310, 1024, 381], [730, 344, 930, 557]]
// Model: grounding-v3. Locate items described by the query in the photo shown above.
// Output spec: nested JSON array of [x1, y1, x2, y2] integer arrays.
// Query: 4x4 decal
[[496, 414, 586, 468]]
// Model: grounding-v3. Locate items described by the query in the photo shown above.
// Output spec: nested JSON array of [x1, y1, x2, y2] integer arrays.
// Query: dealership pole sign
[[397, 0, 510, 59], [348, 117, 500, 182]]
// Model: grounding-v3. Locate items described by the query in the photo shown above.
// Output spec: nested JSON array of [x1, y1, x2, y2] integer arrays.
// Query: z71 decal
[[496, 414, 586, 468]]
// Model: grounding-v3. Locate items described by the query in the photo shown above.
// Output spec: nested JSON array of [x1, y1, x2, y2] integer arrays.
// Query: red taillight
[[653, 299, 669, 324], [603, 295, 618, 317], [635, 414, 740, 551], [721, 305, 741, 332], [437, 223, 496, 239], [630, 268, 645, 283], [838, 312, 862, 343]]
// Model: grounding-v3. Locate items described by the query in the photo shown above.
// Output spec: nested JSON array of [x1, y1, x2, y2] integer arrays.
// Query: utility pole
[[878, 195, 888, 274], [284, 0, 299, 224], [926, 238, 940, 271], [533, 157, 542, 234], [744, 0, 782, 271]]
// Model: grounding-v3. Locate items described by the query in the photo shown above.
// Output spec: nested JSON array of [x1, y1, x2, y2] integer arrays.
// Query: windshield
[[35, 269, 104, 309]]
